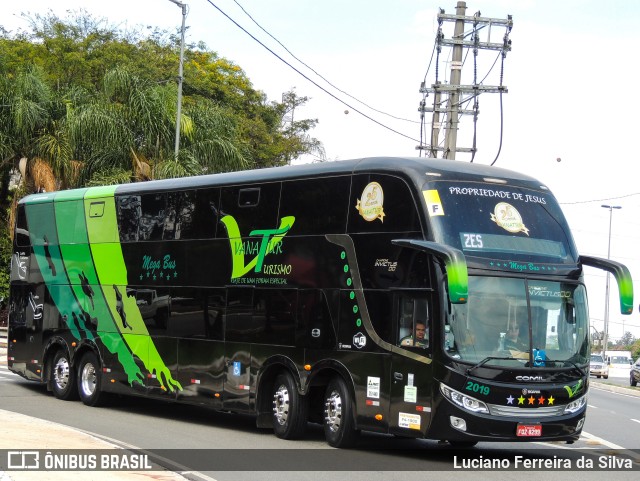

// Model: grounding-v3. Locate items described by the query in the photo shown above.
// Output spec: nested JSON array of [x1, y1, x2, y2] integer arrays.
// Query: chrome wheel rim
[[324, 389, 343, 433], [273, 384, 290, 426], [80, 362, 97, 397], [53, 357, 70, 391]]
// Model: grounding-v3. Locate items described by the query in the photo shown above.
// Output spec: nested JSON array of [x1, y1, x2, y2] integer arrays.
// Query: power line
[[417, 4, 513, 161], [232, 0, 418, 125], [559, 191, 640, 205], [204, 0, 421, 143]]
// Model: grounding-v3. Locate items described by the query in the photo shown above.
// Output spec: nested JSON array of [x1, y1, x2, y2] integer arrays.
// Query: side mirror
[[392, 239, 468, 304]]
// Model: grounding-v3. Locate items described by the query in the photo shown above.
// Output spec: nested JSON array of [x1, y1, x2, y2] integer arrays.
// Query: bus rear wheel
[[323, 377, 359, 448], [77, 351, 104, 407], [272, 372, 308, 439], [51, 349, 78, 401]]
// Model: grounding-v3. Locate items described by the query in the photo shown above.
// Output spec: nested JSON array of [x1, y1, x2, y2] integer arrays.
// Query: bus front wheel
[[51, 349, 78, 401], [77, 351, 104, 407], [272, 372, 308, 439], [323, 377, 359, 448]]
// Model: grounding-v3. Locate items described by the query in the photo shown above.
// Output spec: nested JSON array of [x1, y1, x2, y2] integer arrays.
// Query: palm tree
[[68, 66, 250, 184], [0, 65, 57, 193]]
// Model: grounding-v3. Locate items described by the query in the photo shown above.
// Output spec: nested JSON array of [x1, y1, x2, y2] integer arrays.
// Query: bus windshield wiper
[[538, 358, 587, 377], [466, 356, 522, 375]]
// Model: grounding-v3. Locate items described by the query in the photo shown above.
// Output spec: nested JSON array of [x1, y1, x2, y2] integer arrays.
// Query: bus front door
[[388, 293, 433, 437]]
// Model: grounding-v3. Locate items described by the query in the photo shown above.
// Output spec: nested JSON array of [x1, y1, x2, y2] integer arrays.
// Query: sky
[[4, 0, 640, 344]]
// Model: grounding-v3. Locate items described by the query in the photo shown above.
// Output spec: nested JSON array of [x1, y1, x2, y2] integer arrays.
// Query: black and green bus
[[8, 157, 633, 448]]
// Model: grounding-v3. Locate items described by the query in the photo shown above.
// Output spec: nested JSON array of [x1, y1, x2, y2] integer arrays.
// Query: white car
[[590, 354, 609, 379]]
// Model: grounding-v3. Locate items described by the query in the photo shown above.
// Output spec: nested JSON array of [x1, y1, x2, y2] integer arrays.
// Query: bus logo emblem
[[356, 182, 385, 222], [353, 332, 367, 349], [490, 202, 529, 235]]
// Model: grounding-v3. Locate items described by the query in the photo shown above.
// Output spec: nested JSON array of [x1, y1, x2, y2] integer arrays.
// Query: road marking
[[631, 419, 640, 424], [75, 427, 218, 481], [580, 431, 625, 449]]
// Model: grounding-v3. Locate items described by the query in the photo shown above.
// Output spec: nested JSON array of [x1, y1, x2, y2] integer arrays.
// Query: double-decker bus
[[7, 157, 633, 448]]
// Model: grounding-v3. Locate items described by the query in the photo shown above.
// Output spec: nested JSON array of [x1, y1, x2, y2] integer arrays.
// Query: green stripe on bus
[[84, 188, 182, 392]]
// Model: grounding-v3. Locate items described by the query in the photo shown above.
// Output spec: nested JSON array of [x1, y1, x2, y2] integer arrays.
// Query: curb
[[589, 381, 640, 397]]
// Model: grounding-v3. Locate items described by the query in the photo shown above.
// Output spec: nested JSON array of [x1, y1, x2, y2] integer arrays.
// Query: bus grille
[[488, 403, 566, 418]]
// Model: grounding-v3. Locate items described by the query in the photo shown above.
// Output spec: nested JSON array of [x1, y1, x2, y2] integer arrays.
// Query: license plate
[[516, 424, 542, 437]]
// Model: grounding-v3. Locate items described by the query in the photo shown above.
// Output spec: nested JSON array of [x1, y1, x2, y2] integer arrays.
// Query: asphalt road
[[1, 364, 639, 481]]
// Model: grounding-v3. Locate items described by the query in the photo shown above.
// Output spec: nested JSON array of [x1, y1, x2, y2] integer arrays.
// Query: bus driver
[[401, 321, 428, 347]]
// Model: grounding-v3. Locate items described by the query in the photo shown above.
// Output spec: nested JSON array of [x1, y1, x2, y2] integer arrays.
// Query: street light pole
[[601, 204, 621, 357], [168, 0, 187, 161]]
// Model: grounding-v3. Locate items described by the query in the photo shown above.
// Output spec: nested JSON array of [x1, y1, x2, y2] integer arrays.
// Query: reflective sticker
[[404, 385, 417, 403], [367, 376, 380, 399], [366, 399, 380, 406], [399, 412, 421, 430], [423, 190, 445, 216], [233, 361, 241, 376]]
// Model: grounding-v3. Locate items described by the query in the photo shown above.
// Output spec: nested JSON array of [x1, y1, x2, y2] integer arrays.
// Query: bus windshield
[[446, 277, 589, 367], [424, 180, 578, 266]]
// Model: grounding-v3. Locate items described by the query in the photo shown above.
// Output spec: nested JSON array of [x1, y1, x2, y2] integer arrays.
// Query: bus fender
[[255, 355, 303, 428], [42, 336, 74, 390], [306, 359, 358, 423]]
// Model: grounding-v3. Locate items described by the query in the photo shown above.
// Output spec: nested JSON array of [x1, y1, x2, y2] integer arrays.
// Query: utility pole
[[417, 1, 513, 160], [169, 0, 187, 161], [601, 204, 621, 357], [444, 2, 466, 159]]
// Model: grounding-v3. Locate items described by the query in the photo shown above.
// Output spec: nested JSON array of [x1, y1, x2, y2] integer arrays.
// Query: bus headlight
[[440, 384, 489, 414], [563, 395, 587, 414]]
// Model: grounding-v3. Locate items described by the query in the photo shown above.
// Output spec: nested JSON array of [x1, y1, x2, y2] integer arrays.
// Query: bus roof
[[19, 157, 550, 202]]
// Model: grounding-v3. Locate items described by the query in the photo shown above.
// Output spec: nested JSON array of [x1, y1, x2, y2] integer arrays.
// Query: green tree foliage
[[615, 331, 636, 350], [0, 10, 324, 298], [630, 339, 640, 361], [0, 10, 323, 184]]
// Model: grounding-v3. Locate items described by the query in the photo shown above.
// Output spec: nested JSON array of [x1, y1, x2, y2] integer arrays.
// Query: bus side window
[[364, 290, 393, 344], [225, 288, 296, 346], [298, 289, 336, 349], [347, 174, 422, 234], [189, 188, 219, 239], [220, 183, 281, 235], [164, 191, 196, 240], [139, 193, 167, 241], [280, 177, 350, 235], [168, 287, 224, 340], [116, 195, 141, 242], [15, 205, 31, 247], [396, 296, 430, 349]]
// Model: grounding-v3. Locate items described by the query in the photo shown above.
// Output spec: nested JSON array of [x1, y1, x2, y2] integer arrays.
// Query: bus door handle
[[393, 372, 403, 382]]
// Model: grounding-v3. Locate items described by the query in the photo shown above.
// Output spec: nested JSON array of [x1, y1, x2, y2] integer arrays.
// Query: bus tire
[[272, 372, 308, 439], [51, 349, 78, 401], [77, 351, 104, 407], [323, 377, 359, 448]]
